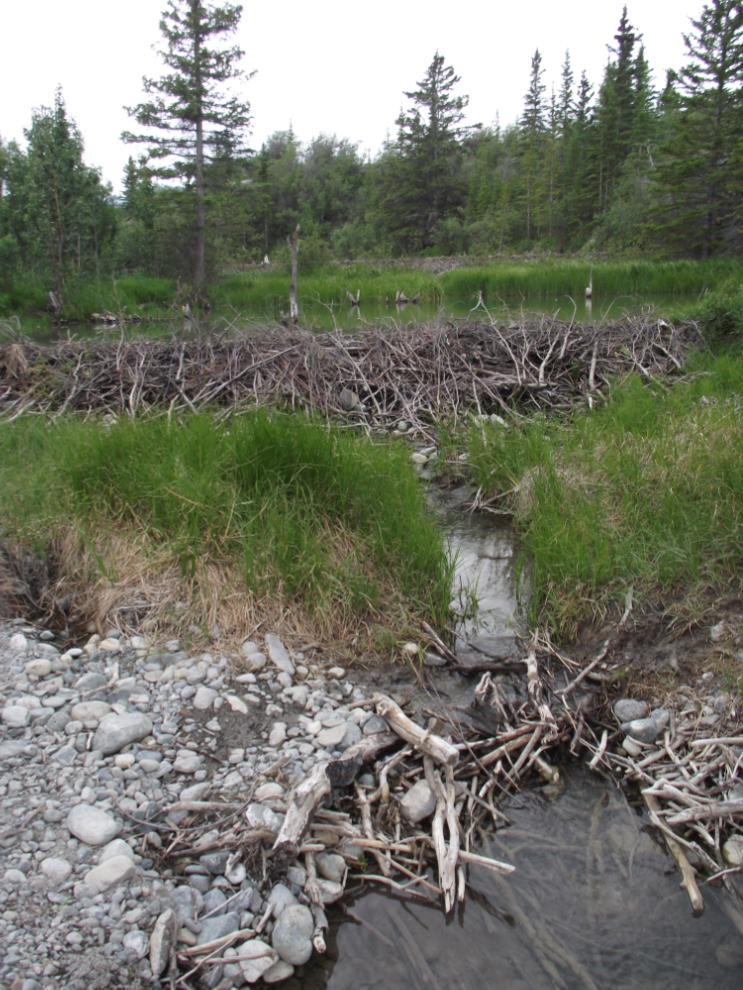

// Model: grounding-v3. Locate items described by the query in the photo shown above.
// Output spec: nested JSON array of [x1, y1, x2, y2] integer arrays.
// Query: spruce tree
[[381, 53, 469, 251], [652, 0, 743, 255], [123, 0, 254, 286]]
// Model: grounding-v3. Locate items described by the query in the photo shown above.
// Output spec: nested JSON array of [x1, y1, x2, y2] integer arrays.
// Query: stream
[[298, 488, 743, 989]]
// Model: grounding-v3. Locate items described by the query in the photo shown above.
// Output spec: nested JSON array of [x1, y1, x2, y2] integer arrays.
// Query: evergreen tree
[[123, 0, 254, 286], [595, 7, 642, 206], [381, 53, 469, 251], [5, 88, 114, 293], [521, 50, 547, 240], [652, 0, 743, 255]]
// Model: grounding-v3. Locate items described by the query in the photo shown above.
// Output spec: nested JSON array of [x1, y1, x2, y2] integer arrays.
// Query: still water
[[12, 293, 692, 343], [297, 489, 743, 990]]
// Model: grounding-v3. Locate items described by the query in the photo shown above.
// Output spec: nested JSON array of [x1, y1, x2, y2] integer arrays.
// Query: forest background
[[1, 0, 742, 315]]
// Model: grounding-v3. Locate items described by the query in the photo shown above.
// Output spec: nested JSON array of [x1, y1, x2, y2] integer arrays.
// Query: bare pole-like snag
[[288, 224, 300, 324]]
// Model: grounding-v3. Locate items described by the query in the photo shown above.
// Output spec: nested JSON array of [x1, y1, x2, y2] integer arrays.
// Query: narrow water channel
[[298, 487, 743, 990]]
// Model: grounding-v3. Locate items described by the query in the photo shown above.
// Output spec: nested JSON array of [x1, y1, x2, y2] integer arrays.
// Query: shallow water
[[297, 489, 743, 990], [301, 770, 743, 989], [12, 292, 692, 343]]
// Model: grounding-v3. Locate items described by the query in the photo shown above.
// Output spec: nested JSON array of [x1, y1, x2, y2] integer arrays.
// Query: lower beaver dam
[[298, 492, 743, 990]]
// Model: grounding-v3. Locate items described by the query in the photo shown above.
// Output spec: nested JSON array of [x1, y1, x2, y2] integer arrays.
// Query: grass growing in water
[[439, 258, 742, 302], [0, 411, 453, 645], [466, 351, 743, 637], [215, 264, 442, 312]]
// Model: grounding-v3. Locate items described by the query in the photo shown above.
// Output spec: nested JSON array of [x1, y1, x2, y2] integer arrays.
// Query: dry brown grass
[[0, 523, 412, 659]]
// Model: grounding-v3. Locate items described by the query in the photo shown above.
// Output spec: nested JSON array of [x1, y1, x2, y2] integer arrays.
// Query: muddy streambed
[[300, 488, 743, 989]]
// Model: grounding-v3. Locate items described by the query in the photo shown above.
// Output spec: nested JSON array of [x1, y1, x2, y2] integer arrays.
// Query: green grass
[[3, 259, 739, 322], [0, 275, 176, 321], [0, 410, 453, 636], [439, 258, 743, 301], [465, 350, 743, 636], [215, 264, 443, 312]]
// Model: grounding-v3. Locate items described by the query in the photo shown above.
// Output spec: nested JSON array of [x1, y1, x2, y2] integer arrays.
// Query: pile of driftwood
[[1, 314, 699, 424], [582, 695, 743, 918], [147, 637, 596, 987]]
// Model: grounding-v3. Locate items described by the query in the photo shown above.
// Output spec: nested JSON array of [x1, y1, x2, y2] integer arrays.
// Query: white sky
[[2, 0, 703, 192]]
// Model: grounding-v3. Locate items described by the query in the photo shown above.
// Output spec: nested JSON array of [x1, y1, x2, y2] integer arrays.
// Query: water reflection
[[12, 292, 692, 343], [299, 771, 743, 990]]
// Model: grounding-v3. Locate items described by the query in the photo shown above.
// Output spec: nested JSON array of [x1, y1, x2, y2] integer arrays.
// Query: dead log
[[287, 225, 300, 324], [271, 732, 397, 860], [373, 694, 459, 766]]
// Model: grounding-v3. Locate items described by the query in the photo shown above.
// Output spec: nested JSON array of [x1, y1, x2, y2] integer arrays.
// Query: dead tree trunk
[[287, 225, 300, 324]]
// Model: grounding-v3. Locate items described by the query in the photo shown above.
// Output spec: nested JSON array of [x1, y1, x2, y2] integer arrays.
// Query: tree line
[[1, 0, 742, 303]]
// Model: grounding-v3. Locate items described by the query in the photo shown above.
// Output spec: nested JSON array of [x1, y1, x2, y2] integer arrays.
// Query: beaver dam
[[0, 313, 698, 422]]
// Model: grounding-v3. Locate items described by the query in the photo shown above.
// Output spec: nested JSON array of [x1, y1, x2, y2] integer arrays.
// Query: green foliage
[[122, 0, 254, 285], [649, 1, 743, 255], [466, 352, 743, 635], [0, 89, 115, 295], [0, 412, 453, 624]]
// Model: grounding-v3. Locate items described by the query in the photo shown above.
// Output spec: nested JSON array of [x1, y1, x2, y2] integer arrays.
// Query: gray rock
[[267, 883, 297, 919], [238, 938, 279, 982], [200, 851, 231, 875], [399, 779, 436, 823], [93, 712, 153, 755], [0, 739, 28, 760], [362, 714, 389, 735], [264, 635, 295, 676], [40, 857, 72, 884], [25, 658, 52, 677], [100, 838, 136, 864], [244, 652, 267, 672], [170, 885, 204, 927], [620, 717, 663, 744], [316, 852, 346, 884], [180, 782, 211, 802], [123, 929, 149, 960], [650, 707, 670, 729], [70, 701, 112, 722], [74, 672, 108, 691], [268, 722, 287, 747], [613, 699, 649, 723], [316, 723, 347, 748], [193, 686, 218, 710], [189, 874, 212, 893], [84, 855, 136, 891], [9, 632, 28, 653], [2, 705, 29, 728], [174, 754, 203, 774], [271, 904, 314, 965], [723, 836, 743, 867], [149, 909, 176, 977], [263, 959, 295, 984], [67, 805, 121, 846], [202, 888, 228, 916], [51, 745, 78, 765], [340, 722, 362, 750], [196, 912, 239, 946]]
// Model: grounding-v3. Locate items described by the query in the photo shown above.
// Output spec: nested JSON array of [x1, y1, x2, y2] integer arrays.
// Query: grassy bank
[[0, 276, 176, 321], [0, 411, 453, 648], [465, 350, 743, 637]]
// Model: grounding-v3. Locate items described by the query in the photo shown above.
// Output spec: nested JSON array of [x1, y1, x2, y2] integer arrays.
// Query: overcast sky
[[2, 0, 704, 191]]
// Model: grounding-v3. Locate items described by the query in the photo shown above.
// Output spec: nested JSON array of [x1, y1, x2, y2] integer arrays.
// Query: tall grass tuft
[[0, 411, 453, 641], [439, 258, 742, 302], [466, 352, 743, 637]]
